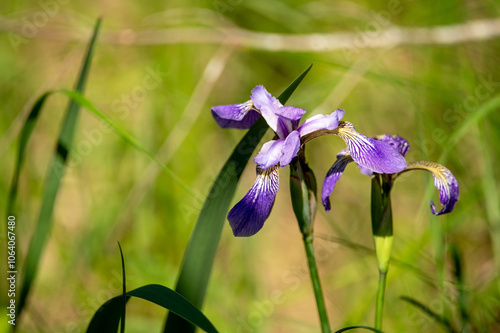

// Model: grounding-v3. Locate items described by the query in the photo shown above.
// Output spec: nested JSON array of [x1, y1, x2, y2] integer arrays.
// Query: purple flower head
[[213, 85, 343, 236], [322, 130, 407, 211], [212, 86, 408, 236], [322, 134, 459, 216]]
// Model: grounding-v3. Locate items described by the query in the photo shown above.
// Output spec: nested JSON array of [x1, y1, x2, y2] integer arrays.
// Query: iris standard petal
[[376, 134, 410, 157], [275, 106, 307, 121], [336, 121, 407, 174], [253, 139, 285, 169], [251, 85, 276, 110], [279, 130, 301, 167], [227, 166, 280, 237], [251, 85, 280, 133], [398, 161, 459, 215], [297, 109, 344, 137], [321, 149, 354, 212], [211, 101, 261, 129]]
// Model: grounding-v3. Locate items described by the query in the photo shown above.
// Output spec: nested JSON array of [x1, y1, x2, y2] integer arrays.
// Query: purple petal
[[376, 134, 410, 157], [336, 122, 407, 174], [251, 85, 280, 133], [279, 130, 301, 167], [211, 101, 261, 129], [322, 149, 353, 212], [400, 161, 459, 215], [357, 164, 374, 177], [275, 106, 307, 121], [276, 118, 293, 139], [297, 109, 344, 137], [227, 166, 280, 237], [250, 85, 279, 110], [253, 139, 285, 169]]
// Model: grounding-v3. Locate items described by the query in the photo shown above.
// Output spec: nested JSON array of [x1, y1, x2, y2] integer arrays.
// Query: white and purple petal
[[321, 149, 354, 212], [399, 161, 459, 215], [297, 109, 345, 137], [227, 166, 280, 237], [253, 131, 301, 169], [251, 85, 280, 133], [336, 122, 407, 174], [211, 101, 261, 129]]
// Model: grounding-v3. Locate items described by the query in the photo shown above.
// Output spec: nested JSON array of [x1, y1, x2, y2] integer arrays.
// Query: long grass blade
[[118, 243, 126, 333], [58, 89, 201, 201], [12, 18, 101, 323], [6, 92, 51, 217], [163, 64, 313, 333], [450, 245, 470, 331], [400, 296, 457, 333]]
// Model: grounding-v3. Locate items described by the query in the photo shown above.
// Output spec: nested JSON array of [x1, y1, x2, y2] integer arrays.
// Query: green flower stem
[[375, 270, 388, 330], [371, 175, 394, 331], [303, 233, 331, 333], [373, 235, 393, 330], [290, 156, 330, 332]]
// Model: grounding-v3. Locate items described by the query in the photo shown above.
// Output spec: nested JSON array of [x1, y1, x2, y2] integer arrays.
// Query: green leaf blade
[[86, 284, 219, 333], [13, 18, 101, 322]]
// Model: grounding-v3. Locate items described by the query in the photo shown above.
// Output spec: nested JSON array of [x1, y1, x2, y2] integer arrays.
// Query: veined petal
[[251, 85, 280, 133], [279, 130, 301, 167], [322, 149, 354, 212], [227, 166, 280, 237], [336, 121, 407, 174], [297, 109, 344, 137], [211, 101, 261, 129], [398, 161, 459, 215], [253, 139, 285, 169], [376, 134, 410, 157], [275, 106, 307, 121]]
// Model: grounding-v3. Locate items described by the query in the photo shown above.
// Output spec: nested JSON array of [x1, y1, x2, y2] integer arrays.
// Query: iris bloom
[[322, 134, 459, 215], [212, 86, 407, 236]]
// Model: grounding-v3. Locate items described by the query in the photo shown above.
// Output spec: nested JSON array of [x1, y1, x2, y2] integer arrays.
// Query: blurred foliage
[[1, 0, 500, 332]]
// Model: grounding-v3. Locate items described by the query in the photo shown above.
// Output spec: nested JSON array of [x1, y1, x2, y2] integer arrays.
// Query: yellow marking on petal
[[396, 161, 448, 184]]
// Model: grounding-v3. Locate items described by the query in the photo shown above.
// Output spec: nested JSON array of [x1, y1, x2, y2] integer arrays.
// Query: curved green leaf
[[334, 326, 383, 333], [86, 284, 218, 333], [58, 89, 201, 201]]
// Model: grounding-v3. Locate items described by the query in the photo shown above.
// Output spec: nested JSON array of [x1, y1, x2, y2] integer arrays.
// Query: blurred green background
[[1, 0, 500, 332]]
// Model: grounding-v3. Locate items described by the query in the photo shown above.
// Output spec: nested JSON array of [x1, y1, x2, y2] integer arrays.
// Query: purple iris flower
[[212, 86, 407, 237], [322, 134, 459, 216]]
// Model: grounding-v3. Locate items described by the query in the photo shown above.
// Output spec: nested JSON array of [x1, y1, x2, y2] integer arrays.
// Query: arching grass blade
[[12, 18, 101, 324]]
